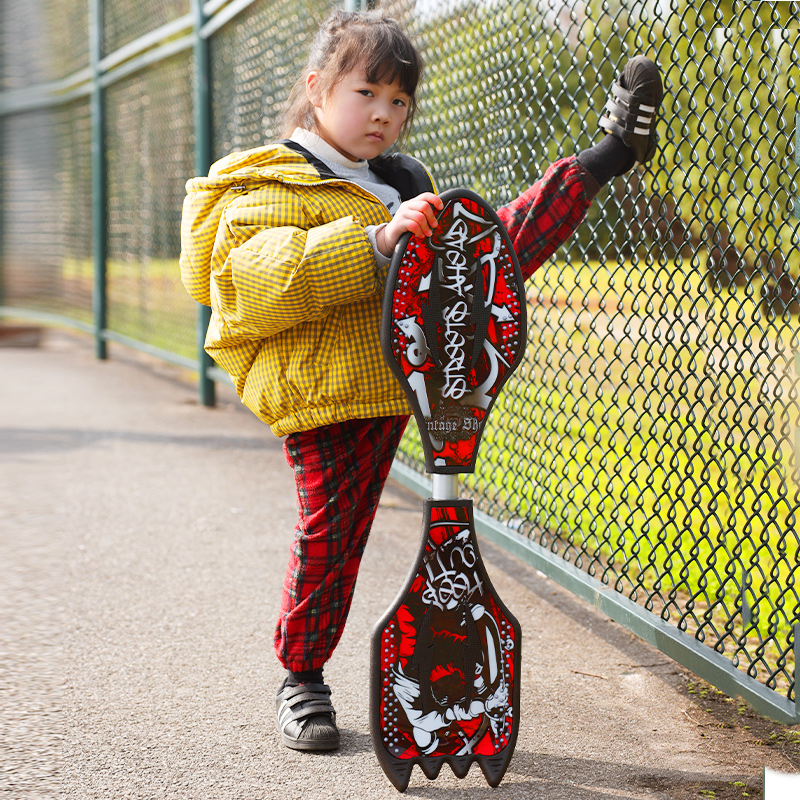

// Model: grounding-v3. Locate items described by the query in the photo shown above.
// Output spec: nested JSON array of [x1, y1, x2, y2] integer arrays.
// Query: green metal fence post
[[0, 120, 4, 312], [795, 622, 799, 715], [90, 0, 107, 360], [740, 567, 752, 628], [795, 113, 800, 218], [192, 0, 215, 407]]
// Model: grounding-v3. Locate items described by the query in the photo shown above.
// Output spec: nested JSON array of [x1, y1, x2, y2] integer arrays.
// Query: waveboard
[[372, 189, 526, 791]]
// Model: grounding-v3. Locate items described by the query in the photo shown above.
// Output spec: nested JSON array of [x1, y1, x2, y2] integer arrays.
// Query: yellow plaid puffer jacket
[[180, 141, 435, 436]]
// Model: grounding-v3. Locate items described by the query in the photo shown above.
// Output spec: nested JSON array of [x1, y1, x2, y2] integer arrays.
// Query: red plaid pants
[[275, 415, 409, 672]]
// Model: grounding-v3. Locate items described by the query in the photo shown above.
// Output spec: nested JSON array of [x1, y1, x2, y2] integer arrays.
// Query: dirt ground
[[664, 674, 800, 800]]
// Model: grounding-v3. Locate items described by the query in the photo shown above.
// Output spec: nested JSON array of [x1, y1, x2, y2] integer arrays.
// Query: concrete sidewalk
[[2, 330, 798, 800]]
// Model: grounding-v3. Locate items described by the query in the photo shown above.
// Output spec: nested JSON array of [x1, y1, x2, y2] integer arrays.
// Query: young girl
[[180, 10, 662, 752]]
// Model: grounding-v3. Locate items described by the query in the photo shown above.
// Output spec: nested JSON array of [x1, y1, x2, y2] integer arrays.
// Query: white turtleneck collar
[[288, 127, 402, 220], [290, 128, 370, 174]]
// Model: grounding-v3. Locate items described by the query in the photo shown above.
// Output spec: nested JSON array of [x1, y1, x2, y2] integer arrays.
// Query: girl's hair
[[281, 10, 423, 141]]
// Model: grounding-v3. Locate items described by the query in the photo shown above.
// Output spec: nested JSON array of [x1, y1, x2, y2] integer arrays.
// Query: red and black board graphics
[[374, 188, 525, 790], [380, 188, 527, 474], [370, 500, 521, 791]]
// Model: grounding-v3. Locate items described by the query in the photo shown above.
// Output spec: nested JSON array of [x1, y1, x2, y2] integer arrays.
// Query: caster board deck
[[379, 188, 527, 474], [370, 499, 521, 791]]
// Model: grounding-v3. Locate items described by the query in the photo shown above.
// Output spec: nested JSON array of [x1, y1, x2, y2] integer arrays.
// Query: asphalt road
[[2, 330, 797, 799]]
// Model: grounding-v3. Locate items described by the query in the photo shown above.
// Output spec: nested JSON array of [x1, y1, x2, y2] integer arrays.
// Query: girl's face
[[307, 66, 410, 162]]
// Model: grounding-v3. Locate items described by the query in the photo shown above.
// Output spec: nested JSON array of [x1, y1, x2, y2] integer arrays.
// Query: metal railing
[[1, 0, 799, 723]]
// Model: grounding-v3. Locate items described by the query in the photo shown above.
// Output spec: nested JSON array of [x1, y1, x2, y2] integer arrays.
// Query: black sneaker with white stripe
[[599, 55, 663, 166], [275, 678, 340, 751]]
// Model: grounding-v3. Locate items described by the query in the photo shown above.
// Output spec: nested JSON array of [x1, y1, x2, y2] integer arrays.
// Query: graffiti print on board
[[371, 500, 521, 791], [380, 189, 527, 473]]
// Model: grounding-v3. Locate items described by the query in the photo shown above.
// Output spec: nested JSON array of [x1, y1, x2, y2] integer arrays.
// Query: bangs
[[334, 24, 422, 96]]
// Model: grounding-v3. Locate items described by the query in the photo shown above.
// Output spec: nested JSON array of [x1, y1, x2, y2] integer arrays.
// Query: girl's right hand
[[375, 193, 444, 257]]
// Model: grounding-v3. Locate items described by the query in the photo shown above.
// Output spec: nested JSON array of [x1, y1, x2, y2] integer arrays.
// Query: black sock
[[576, 134, 636, 186], [285, 668, 324, 687]]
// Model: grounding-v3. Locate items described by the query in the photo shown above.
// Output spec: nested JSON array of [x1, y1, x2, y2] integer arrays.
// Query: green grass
[[55, 257, 197, 359]]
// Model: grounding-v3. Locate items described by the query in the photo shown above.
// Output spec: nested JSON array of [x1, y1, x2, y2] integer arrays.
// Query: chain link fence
[[102, 0, 189, 55], [1, 101, 93, 322], [105, 51, 197, 357], [1, 0, 799, 722]]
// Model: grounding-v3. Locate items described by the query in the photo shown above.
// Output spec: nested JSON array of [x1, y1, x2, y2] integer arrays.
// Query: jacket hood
[[190, 142, 329, 190], [180, 144, 322, 306]]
